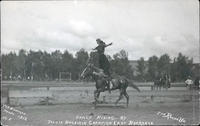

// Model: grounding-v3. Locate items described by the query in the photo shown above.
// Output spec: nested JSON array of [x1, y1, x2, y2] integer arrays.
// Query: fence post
[[46, 86, 50, 105], [7, 87, 10, 105]]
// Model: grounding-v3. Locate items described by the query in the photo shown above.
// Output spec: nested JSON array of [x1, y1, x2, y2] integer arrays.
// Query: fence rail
[[1, 81, 190, 106], [2, 80, 186, 87]]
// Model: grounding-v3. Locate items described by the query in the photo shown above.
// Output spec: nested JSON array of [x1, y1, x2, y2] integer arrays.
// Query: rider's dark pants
[[99, 54, 111, 92], [99, 54, 110, 76]]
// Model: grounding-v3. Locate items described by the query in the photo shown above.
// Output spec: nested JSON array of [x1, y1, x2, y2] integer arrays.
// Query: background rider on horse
[[93, 38, 112, 93]]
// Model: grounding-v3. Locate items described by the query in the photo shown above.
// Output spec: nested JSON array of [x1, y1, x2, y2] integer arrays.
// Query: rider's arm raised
[[105, 43, 113, 47]]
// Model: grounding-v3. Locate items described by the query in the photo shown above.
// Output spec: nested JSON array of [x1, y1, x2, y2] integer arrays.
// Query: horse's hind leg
[[115, 89, 123, 106], [94, 89, 102, 107], [97, 91, 100, 99], [124, 90, 129, 107]]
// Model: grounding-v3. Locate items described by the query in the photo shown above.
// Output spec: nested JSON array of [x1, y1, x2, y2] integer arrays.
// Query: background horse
[[154, 74, 171, 91], [154, 79, 162, 90], [80, 63, 140, 108]]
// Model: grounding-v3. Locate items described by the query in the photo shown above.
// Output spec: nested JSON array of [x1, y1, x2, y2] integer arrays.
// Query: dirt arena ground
[[1, 81, 199, 126], [1, 100, 199, 126]]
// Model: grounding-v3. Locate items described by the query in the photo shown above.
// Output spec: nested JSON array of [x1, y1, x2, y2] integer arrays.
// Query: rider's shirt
[[94, 42, 110, 76]]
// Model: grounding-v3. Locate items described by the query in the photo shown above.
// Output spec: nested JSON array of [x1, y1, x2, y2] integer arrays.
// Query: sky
[[1, 0, 199, 63]]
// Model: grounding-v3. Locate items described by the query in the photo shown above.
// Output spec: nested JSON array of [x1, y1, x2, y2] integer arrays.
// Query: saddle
[[93, 71, 114, 90]]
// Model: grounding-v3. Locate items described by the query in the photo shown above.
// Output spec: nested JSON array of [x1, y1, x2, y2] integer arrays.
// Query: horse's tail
[[127, 79, 141, 92]]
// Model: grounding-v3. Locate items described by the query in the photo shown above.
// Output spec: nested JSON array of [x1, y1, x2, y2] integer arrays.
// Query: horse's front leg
[[94, 89, 102, 104], [94, 90, 98, 103], [93, 90, 98, 108], [97, 90, 101, 99]]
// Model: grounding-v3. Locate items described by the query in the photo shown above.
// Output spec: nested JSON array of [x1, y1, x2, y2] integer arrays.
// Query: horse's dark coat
[[81, 64, 140, 108]]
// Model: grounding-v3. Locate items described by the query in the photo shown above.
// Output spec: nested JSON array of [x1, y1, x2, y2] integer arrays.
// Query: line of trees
[[1, 49, 199, 82], [136, 53, 199, 82], [1, 49, 133, 81]]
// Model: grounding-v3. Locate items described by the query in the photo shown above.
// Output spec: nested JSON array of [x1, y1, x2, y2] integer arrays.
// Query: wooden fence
[[2, 81, 193, 106]]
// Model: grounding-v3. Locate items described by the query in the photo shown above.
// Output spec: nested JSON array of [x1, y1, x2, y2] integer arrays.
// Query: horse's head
[[80, 63, 94, 79]]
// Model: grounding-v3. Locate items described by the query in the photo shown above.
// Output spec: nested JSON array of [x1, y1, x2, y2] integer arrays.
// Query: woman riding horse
[[80, 63, 140, 107], [93, 38, 112, 93]]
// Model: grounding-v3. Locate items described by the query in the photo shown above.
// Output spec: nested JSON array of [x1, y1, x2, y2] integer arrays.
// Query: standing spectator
[[194, 77, 200, 90], [185, 76, 193, 90]]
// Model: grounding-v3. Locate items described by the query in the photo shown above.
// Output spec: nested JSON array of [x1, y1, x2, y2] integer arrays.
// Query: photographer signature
[[157, 111, 186, 123]]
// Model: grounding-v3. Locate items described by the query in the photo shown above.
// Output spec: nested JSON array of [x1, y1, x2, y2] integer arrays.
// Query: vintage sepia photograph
[[1, 0, 199, 126]]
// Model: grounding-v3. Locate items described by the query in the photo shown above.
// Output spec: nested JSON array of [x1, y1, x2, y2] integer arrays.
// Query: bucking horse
[[80, 63, 140, 108]]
